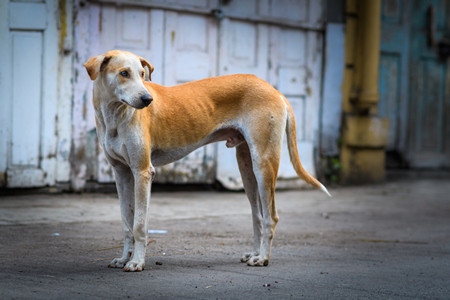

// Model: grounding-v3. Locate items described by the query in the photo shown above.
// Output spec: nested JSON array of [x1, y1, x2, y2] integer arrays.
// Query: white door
[[76, 0, 323, 189], [76, 1, 218, 185], [0, 0, 59, 188], [82, 5, 166, 183], [158, 10, 218, 183], [216, 0, 323, 189]]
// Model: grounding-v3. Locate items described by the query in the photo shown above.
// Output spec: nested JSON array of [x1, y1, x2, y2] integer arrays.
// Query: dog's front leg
[[123, 166, 155, 272], [109, 165, 135, 269]]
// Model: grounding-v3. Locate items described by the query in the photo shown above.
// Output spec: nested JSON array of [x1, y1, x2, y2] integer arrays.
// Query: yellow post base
[[340, 146, 386, 184], [343, 115, 390, 147], [340, 115, 390, 184]]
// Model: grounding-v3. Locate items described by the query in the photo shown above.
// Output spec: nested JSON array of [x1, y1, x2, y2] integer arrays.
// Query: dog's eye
[[141, 71, 145, 78], [120, 71, 129, 77]]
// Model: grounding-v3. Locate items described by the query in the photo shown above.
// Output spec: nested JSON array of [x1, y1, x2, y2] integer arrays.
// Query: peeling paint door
[[216, 0, 323, 189], [379, 0, 411, 159], [408, 0, 450, 168], [76, 0, 324, 188], [380, 0, 450, 168], [79, 1, 219, 184], [157, 10, 218, 183], [0, 0, 59, 187], [84, 5, 166, 183]]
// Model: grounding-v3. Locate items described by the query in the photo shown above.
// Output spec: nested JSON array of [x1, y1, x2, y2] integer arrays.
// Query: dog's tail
[[284, 98, 331, 197]]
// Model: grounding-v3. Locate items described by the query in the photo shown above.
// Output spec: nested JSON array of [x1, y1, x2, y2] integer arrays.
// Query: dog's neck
[[93, 85, 137, 135]]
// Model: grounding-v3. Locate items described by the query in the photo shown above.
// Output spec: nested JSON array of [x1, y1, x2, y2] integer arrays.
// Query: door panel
[[91, 5, 217, 184], [216, 16, 269, 189], [380, 0, 450, 168], [80, 0, 323, 188], [219, 19, 268, 77], [409, 0, 450, 168], [0, 0, 59, 188], [9, 2, 47, 30], [217, 0, 322, 189], [99, 6, 164, 79], [164, 12, 216, 84], [11, 32, 42, 167], [416, 60, 445, 152], [379, 0, 411, 155], [160, 11, 217, 183], [269, 27, 317, 182], [268, 0, 307, 21], [379, 53, 401, 150], [93, 6, 164, 182]]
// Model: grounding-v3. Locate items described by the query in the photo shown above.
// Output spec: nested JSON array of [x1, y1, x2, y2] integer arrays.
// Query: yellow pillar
[[357, 0, 381, 109], [340, 0, 390, 184]]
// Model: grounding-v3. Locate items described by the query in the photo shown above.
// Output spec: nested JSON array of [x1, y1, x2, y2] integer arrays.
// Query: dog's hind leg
[[247, 152, 280, 266], [236, 142, 263, 263], [109, 164, 135, 269], [242, 115, 283, 266]]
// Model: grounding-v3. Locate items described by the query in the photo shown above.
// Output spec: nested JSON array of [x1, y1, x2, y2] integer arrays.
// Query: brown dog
[[84, 50, 330, 272]]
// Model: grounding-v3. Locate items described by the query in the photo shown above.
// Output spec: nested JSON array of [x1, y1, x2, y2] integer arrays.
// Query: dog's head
[[84, 50, 154, 109]]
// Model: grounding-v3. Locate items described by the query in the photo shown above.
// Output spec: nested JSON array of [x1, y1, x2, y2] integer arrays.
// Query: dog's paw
[[245, 255, 269, 267], [108, 257, 129, 268], [240, 252, 259, 263], [123, 259, 145, 272]]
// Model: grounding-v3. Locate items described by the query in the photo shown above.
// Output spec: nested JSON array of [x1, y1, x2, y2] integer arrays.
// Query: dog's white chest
[[101, 130, 133, 166], [106, 141, 125, 165]]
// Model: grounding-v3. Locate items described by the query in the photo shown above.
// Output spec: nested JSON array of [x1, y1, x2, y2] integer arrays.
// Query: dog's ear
[[84, 55, 111, 80], [140, 57, 154, 81]]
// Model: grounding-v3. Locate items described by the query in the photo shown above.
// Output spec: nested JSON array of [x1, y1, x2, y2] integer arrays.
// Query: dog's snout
[[140, 94, 153, 107]]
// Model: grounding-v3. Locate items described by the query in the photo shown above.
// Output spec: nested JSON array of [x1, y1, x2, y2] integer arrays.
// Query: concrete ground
[[0, 176, 449, 299]]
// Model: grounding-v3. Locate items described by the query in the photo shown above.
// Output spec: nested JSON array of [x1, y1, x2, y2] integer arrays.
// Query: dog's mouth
[[120, 99, 149, 109]]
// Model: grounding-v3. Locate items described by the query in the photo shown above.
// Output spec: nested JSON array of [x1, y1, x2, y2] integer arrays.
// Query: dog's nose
[[140, 94, 153, 107]]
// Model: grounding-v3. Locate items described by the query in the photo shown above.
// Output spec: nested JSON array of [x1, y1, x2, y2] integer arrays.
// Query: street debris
[[148, 229, 168, 235]]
